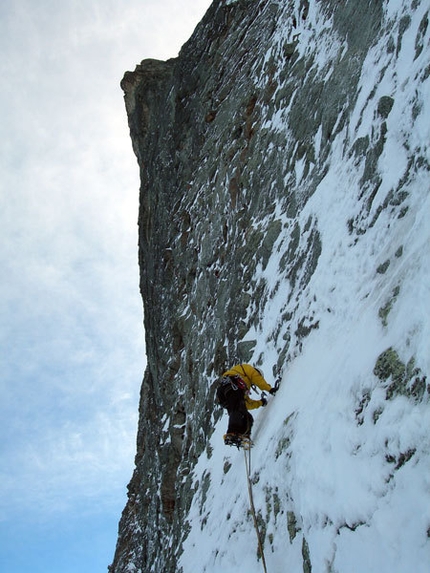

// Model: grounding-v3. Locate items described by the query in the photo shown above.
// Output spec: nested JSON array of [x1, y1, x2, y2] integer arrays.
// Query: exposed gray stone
[[110, 1, 428, 571]]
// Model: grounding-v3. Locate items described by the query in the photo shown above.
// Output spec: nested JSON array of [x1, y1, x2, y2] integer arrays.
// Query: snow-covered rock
[[111, 0, 430, 571]]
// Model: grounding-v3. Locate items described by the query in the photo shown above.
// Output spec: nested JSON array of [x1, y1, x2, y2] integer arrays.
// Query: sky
[[0, 1, 211, 572]]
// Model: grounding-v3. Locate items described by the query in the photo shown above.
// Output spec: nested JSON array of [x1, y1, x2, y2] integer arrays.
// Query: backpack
[[216, 375, 247, 413]]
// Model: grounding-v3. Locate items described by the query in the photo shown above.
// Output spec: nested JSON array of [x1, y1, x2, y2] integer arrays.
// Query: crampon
[[223, 433, 254, 449]]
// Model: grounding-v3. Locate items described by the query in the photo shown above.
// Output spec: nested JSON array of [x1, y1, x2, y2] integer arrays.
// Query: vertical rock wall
[[110, 0, 429, 571]]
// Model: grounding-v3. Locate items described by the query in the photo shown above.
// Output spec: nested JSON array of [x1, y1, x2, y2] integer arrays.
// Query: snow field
[[179, 0, 429, 571]]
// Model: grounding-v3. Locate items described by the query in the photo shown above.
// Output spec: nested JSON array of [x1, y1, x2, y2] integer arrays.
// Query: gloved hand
[[261, 396, 267, 406]]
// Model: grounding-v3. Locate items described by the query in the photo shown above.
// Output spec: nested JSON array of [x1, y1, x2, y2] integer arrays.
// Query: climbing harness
[[244, 447, 268, 573]]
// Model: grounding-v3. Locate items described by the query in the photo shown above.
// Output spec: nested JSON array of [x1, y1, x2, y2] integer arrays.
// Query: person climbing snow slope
[[217, 363, 278, 447]]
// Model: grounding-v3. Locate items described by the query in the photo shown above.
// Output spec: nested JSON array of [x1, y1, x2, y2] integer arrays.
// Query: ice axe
[[270, 377, 281, 395]]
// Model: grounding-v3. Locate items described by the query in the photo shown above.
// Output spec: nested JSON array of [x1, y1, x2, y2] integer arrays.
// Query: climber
[[217, 363, 278, 447]]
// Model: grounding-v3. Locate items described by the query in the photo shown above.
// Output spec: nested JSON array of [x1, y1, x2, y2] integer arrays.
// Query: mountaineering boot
[[223, 433, 254, 449], [239, 436, 253, 450]]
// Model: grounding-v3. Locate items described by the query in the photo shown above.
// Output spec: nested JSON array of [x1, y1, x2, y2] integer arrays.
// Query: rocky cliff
[[110, 1, 430, 571]]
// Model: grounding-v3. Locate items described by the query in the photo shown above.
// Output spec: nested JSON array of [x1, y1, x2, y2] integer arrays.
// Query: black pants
[[227, 409, 254, 436]]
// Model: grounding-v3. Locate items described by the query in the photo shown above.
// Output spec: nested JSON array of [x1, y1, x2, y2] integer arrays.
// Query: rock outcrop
[[110, 1, 429, 571]]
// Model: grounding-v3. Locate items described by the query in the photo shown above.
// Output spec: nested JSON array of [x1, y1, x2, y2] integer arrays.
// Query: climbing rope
[[244, 448, 268, 573]]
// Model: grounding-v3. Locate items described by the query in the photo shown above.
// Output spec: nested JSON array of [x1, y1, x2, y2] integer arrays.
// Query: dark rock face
[[110, 0, 429, 571]]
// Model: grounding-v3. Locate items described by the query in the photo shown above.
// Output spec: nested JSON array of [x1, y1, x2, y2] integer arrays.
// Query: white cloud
[[0, 0, 212, 525]]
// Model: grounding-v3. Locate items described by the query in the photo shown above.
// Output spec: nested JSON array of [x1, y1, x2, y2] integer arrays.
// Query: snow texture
[[178, 1, 430, 571]]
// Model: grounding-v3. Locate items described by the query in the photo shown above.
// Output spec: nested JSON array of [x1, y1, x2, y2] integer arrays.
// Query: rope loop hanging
[[244, 448, 268, 573]]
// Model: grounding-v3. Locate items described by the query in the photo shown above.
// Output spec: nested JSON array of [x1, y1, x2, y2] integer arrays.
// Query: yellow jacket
[[222, 363, 272, 410]]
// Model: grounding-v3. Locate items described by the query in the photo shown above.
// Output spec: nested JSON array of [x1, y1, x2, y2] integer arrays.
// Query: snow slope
[[179, 1, 430, 571]]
